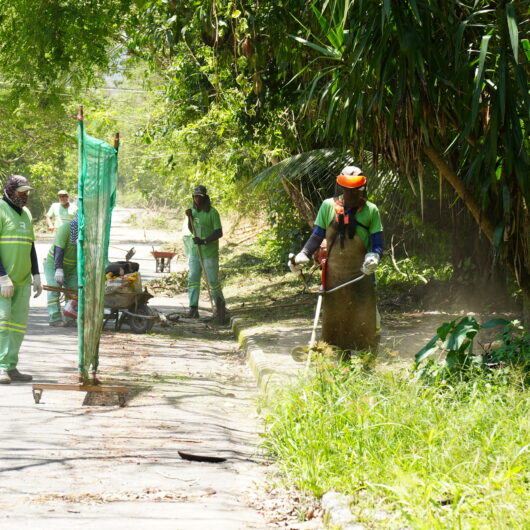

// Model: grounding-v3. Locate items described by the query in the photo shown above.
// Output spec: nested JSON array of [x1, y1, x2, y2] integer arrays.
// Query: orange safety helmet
[[336, 166, 366, 189]]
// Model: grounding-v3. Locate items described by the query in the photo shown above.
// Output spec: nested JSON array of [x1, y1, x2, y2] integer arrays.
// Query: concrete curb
[[231, 316, 296, 395]]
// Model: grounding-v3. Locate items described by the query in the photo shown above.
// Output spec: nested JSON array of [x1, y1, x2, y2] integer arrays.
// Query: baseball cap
[[57, 189, 69, 195], [9, 175, 34, 192], [192, 185, 207, 197]]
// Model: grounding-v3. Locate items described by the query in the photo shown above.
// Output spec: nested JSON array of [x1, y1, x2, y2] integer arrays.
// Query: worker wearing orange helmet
[[289, 166, 383, 353]]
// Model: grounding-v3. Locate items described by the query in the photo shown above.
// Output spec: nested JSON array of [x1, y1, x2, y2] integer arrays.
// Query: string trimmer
[[289, 253, 366, 370]]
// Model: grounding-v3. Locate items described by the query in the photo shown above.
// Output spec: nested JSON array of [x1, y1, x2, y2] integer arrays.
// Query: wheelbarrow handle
[[43, 285, 79, 296]]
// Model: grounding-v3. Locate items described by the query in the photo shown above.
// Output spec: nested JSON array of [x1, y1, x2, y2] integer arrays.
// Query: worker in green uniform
[[183, 185, 226, 321], [46, 189, 77, 232], [43, 214, 78, 327], [290, 166, 384, 353], [0, 175, 42, 384]]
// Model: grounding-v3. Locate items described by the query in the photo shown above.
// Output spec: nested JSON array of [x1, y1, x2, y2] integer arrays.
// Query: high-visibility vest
[[0, 200, 34, 286]]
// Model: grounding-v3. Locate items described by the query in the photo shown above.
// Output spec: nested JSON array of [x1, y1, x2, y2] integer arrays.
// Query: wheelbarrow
[[103, 289, 157, 334], [151, 250, 178, 273], [44, 285, 158, 334]]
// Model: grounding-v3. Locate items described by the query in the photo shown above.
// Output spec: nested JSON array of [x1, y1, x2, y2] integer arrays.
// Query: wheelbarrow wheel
[[128, 304, 156, 334]]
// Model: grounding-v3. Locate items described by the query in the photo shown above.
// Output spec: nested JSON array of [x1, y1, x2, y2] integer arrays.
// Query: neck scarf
[[70, 213, 79, 244]]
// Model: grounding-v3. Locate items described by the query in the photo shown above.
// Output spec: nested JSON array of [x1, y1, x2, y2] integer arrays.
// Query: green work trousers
[[0, 284, 31, 371], [43, 258, 78, 323], [188, 256, 224, 308]]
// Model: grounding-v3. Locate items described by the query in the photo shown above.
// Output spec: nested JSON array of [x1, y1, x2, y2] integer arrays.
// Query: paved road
[[0, 208, 270, 529]]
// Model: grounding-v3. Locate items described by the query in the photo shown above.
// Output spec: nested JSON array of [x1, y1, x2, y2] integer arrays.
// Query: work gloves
[[54, 268, 65, 286], [32, 274, 42, 298], [288, 251, 310, 273], [286, 249, 379, 275], [0, 274, 43, 298], [193, 237, 206, 245], [0, 275, 14, 298], [361, 252, 380, 275]]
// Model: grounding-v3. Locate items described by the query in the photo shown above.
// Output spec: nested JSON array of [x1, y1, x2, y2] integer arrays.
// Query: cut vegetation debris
[[147, 271, 188, 296]]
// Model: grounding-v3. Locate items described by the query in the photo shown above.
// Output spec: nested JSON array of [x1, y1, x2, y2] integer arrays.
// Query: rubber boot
[[7, 368, 32, 381], [214, 299, 228, 325], [186, 306, 199, 319]]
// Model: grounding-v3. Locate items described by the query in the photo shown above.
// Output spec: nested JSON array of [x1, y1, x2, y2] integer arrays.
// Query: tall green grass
[[264, 356, 530, 528]]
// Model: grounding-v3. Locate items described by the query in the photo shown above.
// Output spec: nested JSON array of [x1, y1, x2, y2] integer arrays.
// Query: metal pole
[[324, 273, 366, 294], [305, 290, 323, 374]]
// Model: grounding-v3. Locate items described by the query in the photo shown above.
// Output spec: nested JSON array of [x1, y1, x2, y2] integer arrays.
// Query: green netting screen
[[77, 119, 117, 380]]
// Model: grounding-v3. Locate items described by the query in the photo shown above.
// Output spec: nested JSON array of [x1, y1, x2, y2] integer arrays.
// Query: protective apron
[[321, 221, 378, 351]]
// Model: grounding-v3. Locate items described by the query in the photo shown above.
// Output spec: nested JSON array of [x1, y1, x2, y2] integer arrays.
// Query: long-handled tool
[[305, 272, 366, 373], [188, 215, 214, 312]]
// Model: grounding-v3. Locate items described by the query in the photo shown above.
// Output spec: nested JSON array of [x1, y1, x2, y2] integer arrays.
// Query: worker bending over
[[44, 214, 78, 327]]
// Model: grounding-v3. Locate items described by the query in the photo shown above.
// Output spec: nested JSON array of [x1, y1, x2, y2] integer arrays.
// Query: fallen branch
[[390, 235, 407, 278], [390, 235, 428, 284]]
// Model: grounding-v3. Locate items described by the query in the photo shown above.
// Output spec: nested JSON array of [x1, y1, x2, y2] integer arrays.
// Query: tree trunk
[[423, 145, 495, 242], [423, 145, 530, 320]]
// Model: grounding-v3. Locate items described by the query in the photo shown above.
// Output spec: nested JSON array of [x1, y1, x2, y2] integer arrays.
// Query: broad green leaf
[[522, 39, 530, 62], [415, 335, 440, 364], [471, 35, 491, 125], [506, 3, 519, 63], [290, 35, 341, 59], [444, 317, 480, 351], [436, 321, 454, 341], [444, 329, 471, 352]]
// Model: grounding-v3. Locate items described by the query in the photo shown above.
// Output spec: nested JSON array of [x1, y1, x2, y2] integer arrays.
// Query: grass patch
[[264, 356, 530, 528]]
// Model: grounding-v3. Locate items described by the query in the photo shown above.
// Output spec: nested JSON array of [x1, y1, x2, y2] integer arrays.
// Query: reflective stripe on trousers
[[0, 284, 31, 370], [187, 256, 224, 307]]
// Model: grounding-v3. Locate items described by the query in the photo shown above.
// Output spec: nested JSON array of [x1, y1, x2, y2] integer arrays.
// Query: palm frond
[[252, 148, 354, 195], [252, 147, 408, 226]]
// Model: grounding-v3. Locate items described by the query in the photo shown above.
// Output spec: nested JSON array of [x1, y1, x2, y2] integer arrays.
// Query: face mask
[[9, 194, 27, 207]]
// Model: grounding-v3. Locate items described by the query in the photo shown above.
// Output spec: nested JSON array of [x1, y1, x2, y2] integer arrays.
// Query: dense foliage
[[416, 317, 530, 381], [0, 0, 528, 306]]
